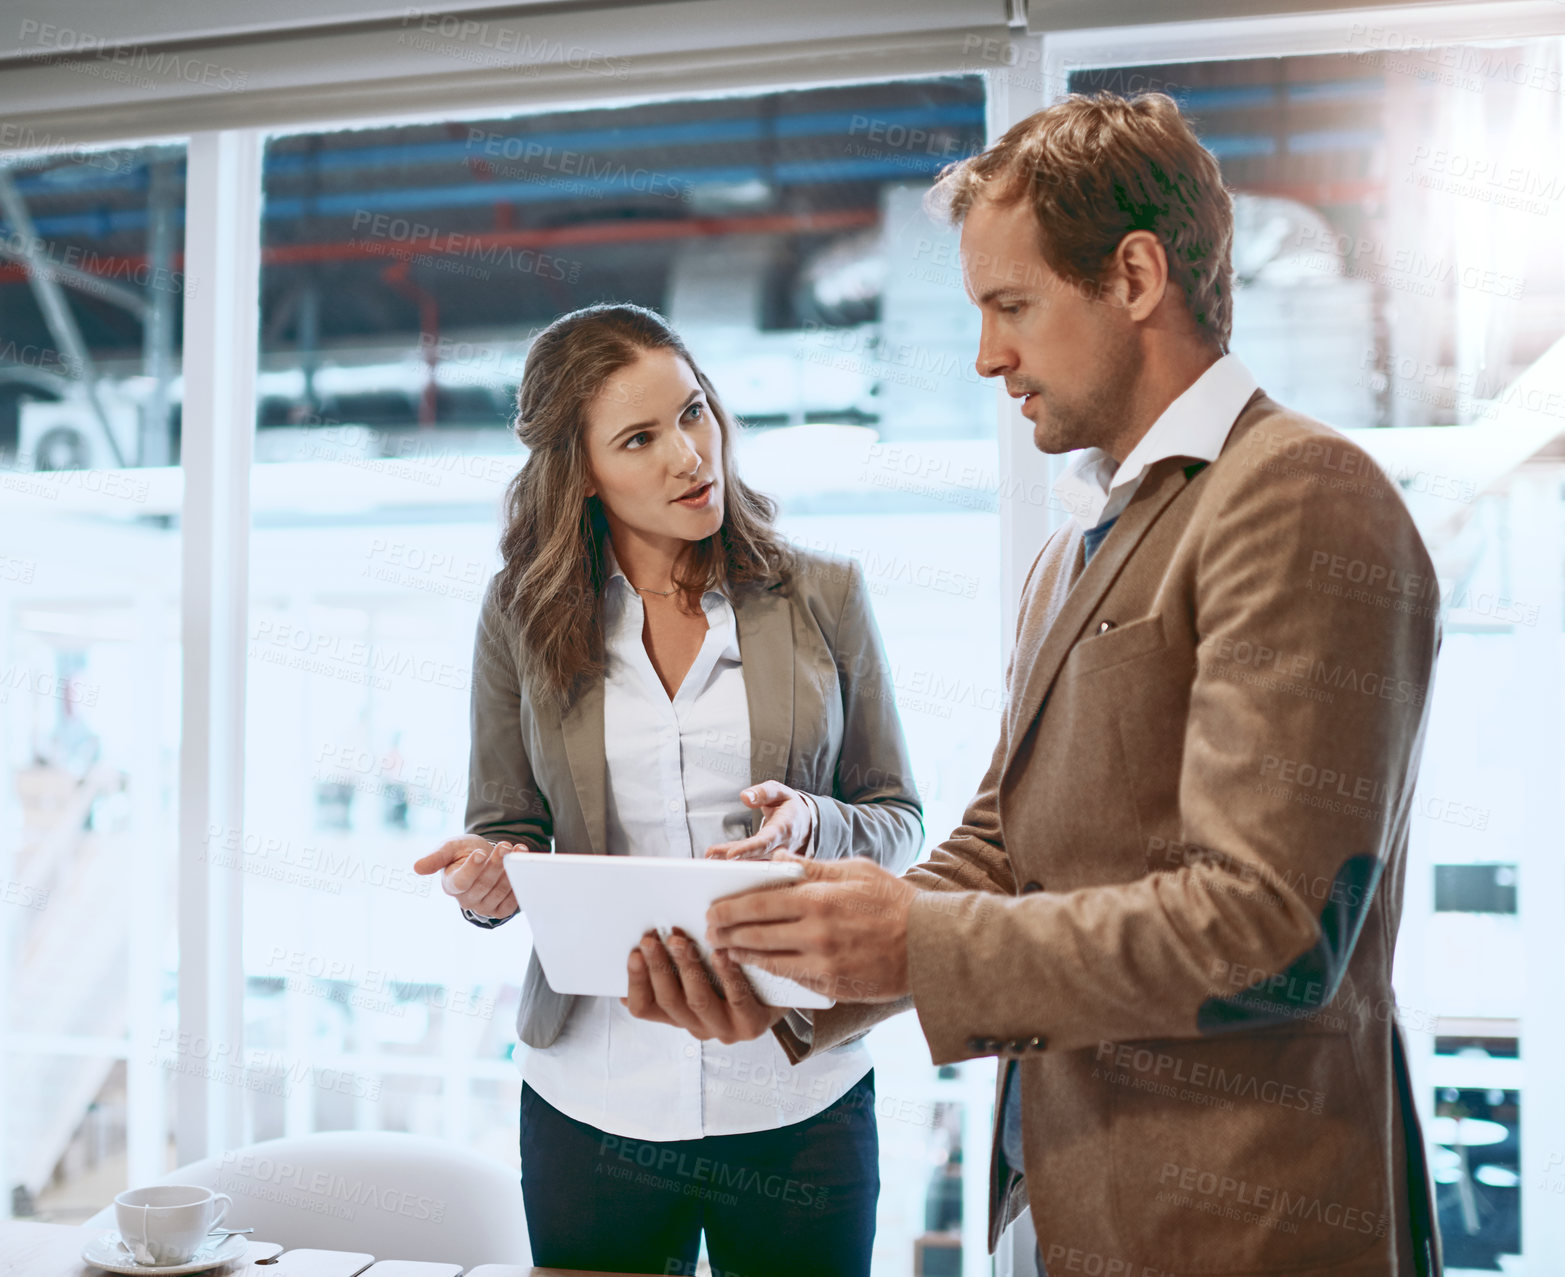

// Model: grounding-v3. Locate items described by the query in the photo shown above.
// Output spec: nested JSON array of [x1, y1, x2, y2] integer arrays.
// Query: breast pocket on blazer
[[1064, 613, 1169, 680]]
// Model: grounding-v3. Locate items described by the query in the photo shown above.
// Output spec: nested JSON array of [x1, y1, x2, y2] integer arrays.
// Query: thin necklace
[[631, 582, 679, 597]]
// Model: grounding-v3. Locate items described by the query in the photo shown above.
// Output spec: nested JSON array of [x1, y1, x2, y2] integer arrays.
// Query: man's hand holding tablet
[[624, 851, 918, 1041], [706, 855, 917, 1004]]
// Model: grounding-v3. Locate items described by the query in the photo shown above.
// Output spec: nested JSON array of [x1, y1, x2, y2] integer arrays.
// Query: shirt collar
[[604, 540, 728, 601], [602, 541, 738, 655], [1052, 353, 1259, 530], [603, 541, 634, 598]]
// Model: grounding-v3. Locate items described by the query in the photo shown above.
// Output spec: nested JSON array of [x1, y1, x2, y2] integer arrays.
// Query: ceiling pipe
[[0, 207, 879, 285]]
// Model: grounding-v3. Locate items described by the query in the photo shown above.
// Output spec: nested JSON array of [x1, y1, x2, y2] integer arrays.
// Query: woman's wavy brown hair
[[496, 303, 793, 707]]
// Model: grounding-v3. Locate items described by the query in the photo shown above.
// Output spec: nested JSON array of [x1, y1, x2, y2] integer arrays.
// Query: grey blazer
[[462, 548, 925, 1049]]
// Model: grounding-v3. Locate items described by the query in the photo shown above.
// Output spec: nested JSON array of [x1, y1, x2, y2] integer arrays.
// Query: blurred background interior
[[2, 7, 1563, 1274]]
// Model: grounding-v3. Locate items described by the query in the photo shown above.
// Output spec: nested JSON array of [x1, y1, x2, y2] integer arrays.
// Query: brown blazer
[[781, 394, 1443, 1276], [463, 548, 924, 1049]]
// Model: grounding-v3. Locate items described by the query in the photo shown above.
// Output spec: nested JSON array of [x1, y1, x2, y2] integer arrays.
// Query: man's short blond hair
[[934, 92, 1234, 349]]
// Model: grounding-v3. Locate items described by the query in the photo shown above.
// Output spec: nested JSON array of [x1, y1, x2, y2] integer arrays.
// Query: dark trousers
[[519, 1071, 879, 1277]]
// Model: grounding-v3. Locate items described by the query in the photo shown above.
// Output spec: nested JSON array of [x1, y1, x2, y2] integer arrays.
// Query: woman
[[414, 303, 921, 1277]]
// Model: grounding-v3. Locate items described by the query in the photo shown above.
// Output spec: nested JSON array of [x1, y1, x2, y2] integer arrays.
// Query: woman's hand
[[413, 835, 521, 920], [704, 781, 815, 860], [622, 928, 785, 1043]]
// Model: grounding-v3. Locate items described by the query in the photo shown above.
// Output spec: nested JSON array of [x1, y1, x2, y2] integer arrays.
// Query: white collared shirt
[[517, 550, 870, 1140], [1052, 353, 1259, 530]]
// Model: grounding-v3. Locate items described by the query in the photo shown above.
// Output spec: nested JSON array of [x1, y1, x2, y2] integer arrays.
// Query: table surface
[[0, 1221, 659, 1277]]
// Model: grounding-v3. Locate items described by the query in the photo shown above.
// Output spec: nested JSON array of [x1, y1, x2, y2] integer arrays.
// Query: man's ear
[[1113, 230, 1169, 321]]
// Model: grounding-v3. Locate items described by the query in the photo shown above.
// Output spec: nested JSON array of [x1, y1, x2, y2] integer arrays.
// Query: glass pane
[[1, 140, 186, 1221], [1068, 41, 1565, 1271], [244, 76, 994, 1273]]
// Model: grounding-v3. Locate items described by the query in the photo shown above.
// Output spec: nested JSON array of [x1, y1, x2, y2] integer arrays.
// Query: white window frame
[[176, 128, 263, 1166]]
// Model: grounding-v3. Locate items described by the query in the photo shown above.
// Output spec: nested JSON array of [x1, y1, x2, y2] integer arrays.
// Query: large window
[[0, 140, 187, 1218], [238, 78, 999, 1275]]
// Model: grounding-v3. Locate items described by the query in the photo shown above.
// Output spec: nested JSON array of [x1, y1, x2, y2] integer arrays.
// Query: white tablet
[[503, 852, 834, 1010]]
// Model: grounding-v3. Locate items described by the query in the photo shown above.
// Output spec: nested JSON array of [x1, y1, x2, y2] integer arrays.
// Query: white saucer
[[81, 1229, 249, 1275]]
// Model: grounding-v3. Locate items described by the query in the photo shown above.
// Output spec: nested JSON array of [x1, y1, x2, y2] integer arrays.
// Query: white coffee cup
[[113, 1184, 232, 1266]]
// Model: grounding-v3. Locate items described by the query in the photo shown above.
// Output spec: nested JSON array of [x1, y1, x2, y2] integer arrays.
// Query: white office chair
[[87, 1131, 530, 1269]]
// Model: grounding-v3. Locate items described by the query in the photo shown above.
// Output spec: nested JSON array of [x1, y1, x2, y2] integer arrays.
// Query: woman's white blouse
[[517, 560, 871, 1140]]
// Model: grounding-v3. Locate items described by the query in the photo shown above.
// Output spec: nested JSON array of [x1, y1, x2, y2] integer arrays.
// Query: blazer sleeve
[[774, 727, 1009, 1062], [460, 576, 554, 927], [805, 560, 924, 872], [903, 442, 1442, 1063], [773, 544, 1058, 1063]]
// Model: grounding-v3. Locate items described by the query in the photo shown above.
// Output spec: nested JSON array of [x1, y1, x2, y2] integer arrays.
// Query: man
[[629, 92, 1441, 1276]]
